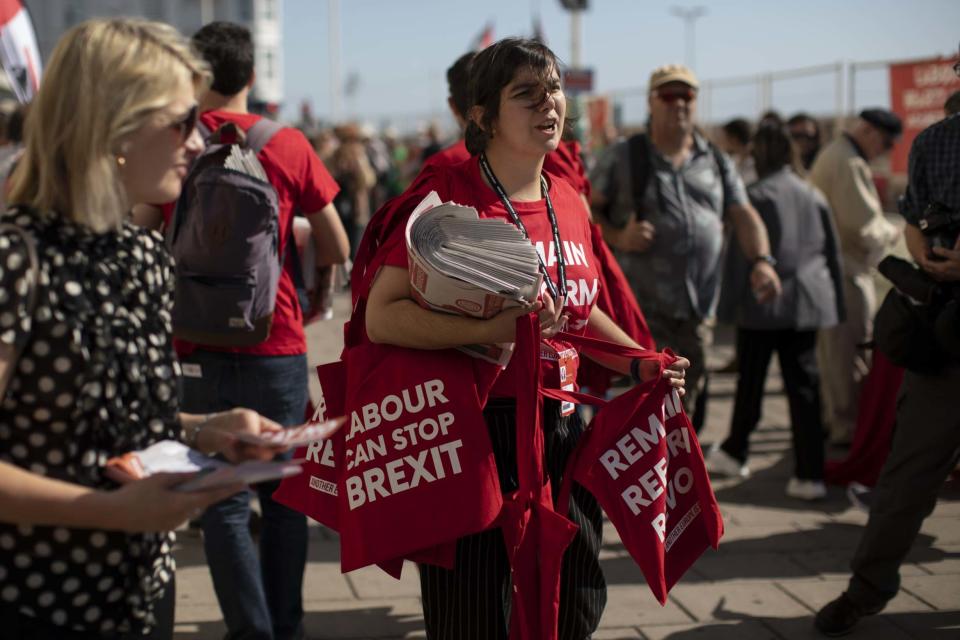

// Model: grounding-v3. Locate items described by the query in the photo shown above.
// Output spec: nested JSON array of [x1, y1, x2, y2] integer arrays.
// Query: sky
[[281, 0, 960, 132]]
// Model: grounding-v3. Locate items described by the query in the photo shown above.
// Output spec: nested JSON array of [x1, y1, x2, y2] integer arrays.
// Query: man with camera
[[815, 62, 960, 636]]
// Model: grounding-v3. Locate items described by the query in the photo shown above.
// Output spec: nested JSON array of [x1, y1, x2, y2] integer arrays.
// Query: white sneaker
[[705, 445, 751, 479], [786, 478, 827, 501]]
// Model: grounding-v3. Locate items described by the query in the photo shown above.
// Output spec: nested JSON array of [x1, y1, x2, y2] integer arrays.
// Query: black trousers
[[0, 582, 175, 640], [847, 365, 960, 607], [720, 328, 825, 480], [419, 400, 606, 640]]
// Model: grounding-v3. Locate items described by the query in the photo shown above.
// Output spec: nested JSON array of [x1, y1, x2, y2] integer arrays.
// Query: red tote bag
[[273, 361, 346, 531], [552, 333, 724, 605], [336, 341, 503, 573]]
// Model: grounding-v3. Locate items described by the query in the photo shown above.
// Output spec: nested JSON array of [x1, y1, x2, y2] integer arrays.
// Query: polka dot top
[[0, 209, 182, 636]]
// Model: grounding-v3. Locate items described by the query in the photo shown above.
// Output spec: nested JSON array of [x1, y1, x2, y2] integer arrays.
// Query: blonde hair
[[8, 18, 210, 232]]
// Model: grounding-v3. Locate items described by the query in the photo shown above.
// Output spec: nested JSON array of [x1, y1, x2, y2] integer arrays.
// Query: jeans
[[180, 351, 309, 640]]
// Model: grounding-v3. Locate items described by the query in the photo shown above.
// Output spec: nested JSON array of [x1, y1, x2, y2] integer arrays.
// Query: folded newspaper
[[405, 191, 543, 366]]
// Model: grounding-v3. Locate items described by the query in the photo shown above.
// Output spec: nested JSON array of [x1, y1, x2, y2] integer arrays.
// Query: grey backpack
[[167, 118, 286, 347]]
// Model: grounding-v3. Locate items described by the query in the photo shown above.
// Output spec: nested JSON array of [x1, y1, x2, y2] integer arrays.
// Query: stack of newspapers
[[405, 191, 542, 366]]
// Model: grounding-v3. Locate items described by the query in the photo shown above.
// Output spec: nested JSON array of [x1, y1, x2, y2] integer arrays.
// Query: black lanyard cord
[[478, 152, 566, 300]]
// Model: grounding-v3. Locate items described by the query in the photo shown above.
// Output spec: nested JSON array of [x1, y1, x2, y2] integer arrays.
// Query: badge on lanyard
[[541, 341, 579, 416]]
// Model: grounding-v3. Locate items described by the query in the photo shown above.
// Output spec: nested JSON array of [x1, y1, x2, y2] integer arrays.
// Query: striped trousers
[[419, 399, 606, 640]]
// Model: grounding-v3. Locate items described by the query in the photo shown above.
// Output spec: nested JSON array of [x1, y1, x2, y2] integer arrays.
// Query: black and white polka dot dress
[[0, 209, 182, 636]]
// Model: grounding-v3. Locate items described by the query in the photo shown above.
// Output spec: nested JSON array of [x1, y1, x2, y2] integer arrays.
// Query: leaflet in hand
[[224, 417, 344, 448], [405, 191, 543, 366], [103, 440, 303, 492], [174, 460, 303, 493]]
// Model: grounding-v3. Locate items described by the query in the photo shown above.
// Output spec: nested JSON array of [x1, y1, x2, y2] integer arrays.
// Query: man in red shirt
[[173, 22, 348, 640]]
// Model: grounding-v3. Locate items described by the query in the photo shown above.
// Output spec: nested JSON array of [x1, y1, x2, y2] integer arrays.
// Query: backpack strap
[[626, 132, 669, 221], [245, 118, 286, 154]]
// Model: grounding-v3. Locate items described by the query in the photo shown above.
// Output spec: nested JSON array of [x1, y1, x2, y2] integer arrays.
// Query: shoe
[[705, 445, 750, 478], [846, 482, 873, 513], [815, 593, 884, 636], [786, 477, 827, 501]]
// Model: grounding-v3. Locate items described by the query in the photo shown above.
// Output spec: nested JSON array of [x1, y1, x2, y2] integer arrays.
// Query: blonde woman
[[0, 19, 285, 639]]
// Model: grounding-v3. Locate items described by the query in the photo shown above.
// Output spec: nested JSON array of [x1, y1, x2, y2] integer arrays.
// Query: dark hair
[[446, 52, 476, 120], [464, 37, 561, 155], [945, 89, 960, 116], [758, 110, 783, 128], [721, 118, 752, 147], [787, 112, 820, 134], [751, 123, 798, 178], [192, 21, 254, 96]]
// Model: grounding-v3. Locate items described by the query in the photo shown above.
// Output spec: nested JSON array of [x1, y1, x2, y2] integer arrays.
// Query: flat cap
[[859, 108, 903, 138]]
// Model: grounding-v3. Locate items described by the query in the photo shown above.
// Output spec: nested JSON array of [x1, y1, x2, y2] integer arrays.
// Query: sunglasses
[[653, 88, 697, 104], [168, 105, 199, 144]]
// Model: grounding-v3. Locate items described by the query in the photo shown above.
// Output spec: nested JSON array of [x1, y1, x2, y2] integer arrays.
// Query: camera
[[875, 256, 960, 370], [918, 201, 960, 255]]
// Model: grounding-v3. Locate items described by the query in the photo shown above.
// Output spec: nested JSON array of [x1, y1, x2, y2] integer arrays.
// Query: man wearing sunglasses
[[808, 109, 902, 447], [591, 64, 781, 434]]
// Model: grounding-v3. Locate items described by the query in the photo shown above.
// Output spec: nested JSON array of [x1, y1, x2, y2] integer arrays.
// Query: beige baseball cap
[[649, 64, 700, 91]]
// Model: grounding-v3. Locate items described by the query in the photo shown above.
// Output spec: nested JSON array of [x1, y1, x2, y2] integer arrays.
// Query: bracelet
[[184, 413, 215, 449], [630, 358, 644, 384]]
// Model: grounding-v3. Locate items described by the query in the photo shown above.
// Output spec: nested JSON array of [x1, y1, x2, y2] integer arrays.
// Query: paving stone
[[919, 516, 960, 546], [598, 585, 695, 627], [639, 620, 779, 639], [790, 549, 928, 579], [885, 610, 960, 639], [900, 574, 960, 610], [910, 545, 960, 575], [692, 549, 810, 581], [721, 504, 830, 527], [777, 578, 933, 614], [668, 580, 809, 621], [345, 563, 422, 599], [592, 627, 643, 639], [175, 566, 219, 608], [300, 599, 424, 639], [302, 560, 358, 601], [765, 614, 913, 639]]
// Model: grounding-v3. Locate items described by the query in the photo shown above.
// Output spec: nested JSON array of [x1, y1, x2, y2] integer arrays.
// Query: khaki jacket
[[809, 136, 899, 275]]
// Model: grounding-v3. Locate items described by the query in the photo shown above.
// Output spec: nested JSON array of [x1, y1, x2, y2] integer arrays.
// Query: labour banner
[[889, 55, 960, 174]]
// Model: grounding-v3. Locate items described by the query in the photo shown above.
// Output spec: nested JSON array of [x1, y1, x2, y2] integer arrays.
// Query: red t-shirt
[[169, 110, 340, 356], [421, 139, 470, 171], [378, 156, 601, 397]]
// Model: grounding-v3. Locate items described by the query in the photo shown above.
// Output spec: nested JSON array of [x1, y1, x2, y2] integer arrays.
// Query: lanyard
[[478, 153, 566, 300]]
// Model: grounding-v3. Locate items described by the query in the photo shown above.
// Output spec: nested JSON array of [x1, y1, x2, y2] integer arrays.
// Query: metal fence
[[606, 57, 922, 131]]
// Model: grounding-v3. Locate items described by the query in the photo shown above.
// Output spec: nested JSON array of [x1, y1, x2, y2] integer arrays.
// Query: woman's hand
[[637, 355, 691, 396], [481, 292, 569, 343], [194, 409, 288, 462], [101, 472, 244, 533], [538, 292, 569, 338]]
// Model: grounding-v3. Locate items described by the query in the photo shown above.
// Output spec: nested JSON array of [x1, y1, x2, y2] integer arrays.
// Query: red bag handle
[[555, 330, 666, 362]]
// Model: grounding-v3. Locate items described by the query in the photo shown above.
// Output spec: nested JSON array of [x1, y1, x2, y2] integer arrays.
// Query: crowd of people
[[0, 15, 957, 640]]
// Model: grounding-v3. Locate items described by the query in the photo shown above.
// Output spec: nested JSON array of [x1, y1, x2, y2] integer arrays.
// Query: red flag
[[471, 21, 494, 51], [0, 0, 41, 103]]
